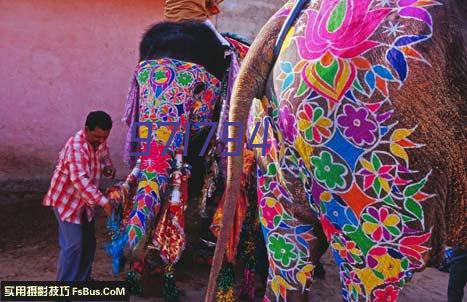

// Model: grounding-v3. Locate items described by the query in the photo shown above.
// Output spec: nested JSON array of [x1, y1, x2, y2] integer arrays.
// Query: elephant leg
[[332, 261, 403, 302], [261, 219, 328, 302], [320, 210, 410, 302], [125, 166, 163, 259], [257, 169, 328, 302]]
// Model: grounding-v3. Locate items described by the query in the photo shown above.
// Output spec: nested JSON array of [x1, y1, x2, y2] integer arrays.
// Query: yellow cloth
[[164, 0, 223, 22]]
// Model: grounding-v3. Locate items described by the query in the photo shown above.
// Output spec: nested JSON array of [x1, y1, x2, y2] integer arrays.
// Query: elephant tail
[[204, 12, 286, 302]]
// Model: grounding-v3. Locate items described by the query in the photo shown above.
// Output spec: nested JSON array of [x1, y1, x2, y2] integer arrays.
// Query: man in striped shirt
[[43, 111, 115, 281]]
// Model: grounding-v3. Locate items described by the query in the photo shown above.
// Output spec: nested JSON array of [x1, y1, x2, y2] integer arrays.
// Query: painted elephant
[[112, 20, 229, 299], [106, 20, 256, 301], [207, 0, 466, 301]]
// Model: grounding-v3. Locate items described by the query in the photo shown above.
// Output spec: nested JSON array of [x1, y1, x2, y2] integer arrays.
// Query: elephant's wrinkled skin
[[207, 0, 466, 301]]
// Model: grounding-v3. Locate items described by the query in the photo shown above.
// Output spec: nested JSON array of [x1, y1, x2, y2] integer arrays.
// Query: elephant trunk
[[205, 15, 285, 302]]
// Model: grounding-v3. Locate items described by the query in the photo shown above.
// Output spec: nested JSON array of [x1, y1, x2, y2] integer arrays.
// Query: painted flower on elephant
[[270, 275, 294, 301], [156, 103, 178, 122], [268, 234, 298, 267], [260, 197, 286, 230], [362, 206, 401, 241], [311, 151, 348, 190], [373, 285, 400, 302], [295, 0, 390, 102], [142, 143, 171, 173], [331, 234, 363, 265], [150, 65, 176, 96], [340, 265, 363, 302], [296, 0, 390, 60], [169, 86, 187, 105], [176, 71, 194, 87], [269, 181, 292, 200], [337, 104, 377, 146], [295, 264, 314, 291], [137, 68, 150, 85], [298, 103, 332, 144], [320, 191, 359, 230], [279, 105, 298, 142], [357, 153, 396, 197], [154, 126, 171, 144], [372, 254, 404, 281]]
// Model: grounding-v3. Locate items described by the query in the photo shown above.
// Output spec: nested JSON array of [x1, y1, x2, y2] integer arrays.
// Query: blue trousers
[[54, 209, 96, 281]]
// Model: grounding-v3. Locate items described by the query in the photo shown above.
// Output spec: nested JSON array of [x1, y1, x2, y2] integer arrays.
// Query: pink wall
[[0, 0, 165, 186]]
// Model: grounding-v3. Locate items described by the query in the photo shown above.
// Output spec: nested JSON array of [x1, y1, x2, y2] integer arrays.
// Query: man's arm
[[101, 143, 116, 179], [68, 143, 108, 207]]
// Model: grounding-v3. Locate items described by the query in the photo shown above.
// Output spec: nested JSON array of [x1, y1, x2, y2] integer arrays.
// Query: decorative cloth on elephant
[[210, 148, 256, 263], [123, 58, 221, 263], [244, 0, 441, 301]]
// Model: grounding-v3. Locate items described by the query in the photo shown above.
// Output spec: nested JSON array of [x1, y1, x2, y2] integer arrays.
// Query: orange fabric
[[211, 149, 255, 262], [164, 0, 223, 22]]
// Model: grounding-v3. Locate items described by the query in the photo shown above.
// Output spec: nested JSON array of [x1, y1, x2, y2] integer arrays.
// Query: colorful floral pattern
[[250, 0, 439, 300], [373, 285, 400, 302], [311, 151, 348, 190], [268, 234, 298, 267], [297, 103, 333, 144], [125, 58, 220, 250], [357, 153, 396, 198], [337, 104, 377, 146], [362, 206, 401, 241], [279, 105, 298, 142]]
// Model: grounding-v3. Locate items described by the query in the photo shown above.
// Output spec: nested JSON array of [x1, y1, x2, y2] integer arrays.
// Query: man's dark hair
[[85, 111, 112, 131]]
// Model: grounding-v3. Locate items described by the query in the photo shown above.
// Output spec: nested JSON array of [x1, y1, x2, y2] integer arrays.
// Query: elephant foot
[[215, 263, 236, 302], [133, 233, 150, 260], [125, 270, 143, 296], [163, 264, 180, 302], [123, 232, 151, 264]]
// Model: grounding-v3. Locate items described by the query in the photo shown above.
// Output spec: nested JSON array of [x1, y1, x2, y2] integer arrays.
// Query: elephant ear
[[204, 10, 287, 302]]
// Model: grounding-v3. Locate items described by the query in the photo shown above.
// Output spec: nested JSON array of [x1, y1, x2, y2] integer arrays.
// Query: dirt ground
[[0, 193, 463, 302]]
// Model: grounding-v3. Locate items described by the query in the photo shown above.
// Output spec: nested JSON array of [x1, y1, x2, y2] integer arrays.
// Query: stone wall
[[216, 0, 286, 43], [0, 0, 286, 193], [0, 0, 165, 192]]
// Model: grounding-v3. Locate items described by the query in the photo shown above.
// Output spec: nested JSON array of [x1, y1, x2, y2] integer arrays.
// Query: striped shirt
[[43, 130, 112, 224]]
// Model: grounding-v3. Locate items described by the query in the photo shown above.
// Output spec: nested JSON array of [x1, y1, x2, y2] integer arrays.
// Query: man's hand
[[106, 184, 126, 204], [103, 166, 116, 179], [108, 189, 122, 201], [103, 202, 113, 217]]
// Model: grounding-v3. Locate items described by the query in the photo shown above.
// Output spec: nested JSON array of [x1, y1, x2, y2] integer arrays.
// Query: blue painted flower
[[319, 191, 358, 230]]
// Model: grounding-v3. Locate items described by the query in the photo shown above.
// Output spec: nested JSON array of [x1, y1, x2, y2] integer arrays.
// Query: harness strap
[[273, 0, 310, 60]]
